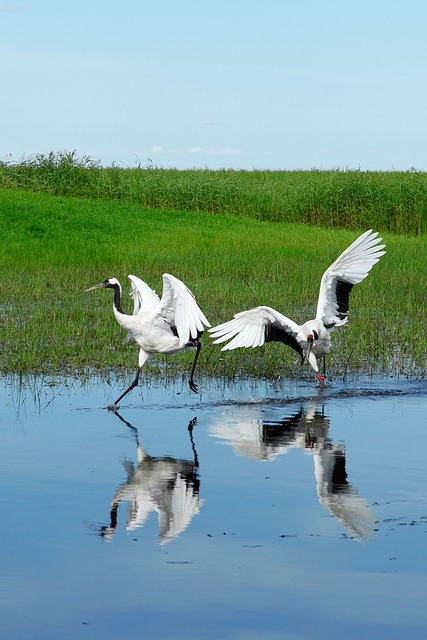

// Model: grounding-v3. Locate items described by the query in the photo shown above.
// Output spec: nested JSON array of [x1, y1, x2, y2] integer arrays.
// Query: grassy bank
[[0, 152, 426, 234], [0, 188, 425, 382]]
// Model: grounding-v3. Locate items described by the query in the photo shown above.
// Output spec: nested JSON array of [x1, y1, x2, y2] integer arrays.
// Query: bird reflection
[[209, 402, 376, 542], [100, 414, 202, 544]]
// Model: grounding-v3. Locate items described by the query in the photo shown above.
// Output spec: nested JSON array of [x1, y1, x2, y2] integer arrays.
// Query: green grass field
[[1, 151, 426, 234], [0, 183, 425, 383]]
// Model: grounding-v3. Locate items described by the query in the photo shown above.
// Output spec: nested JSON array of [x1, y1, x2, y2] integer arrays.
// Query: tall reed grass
[[0, 188, 425, 381], [0, 151, 425, 234]]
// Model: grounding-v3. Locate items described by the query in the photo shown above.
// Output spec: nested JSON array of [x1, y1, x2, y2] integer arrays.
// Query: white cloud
[[197, 120, 226, 127], [212, 148, 244, 156], [149, 146, 245, 163], [187, 147, 244, 156], [0, 5, 29, 13]]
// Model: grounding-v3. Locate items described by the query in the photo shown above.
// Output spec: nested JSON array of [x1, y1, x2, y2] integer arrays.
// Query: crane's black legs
[[188, 341, 202, 393], [108, 342, 201, 409], [323, 355, 326, 378], [108, 367, 142, 411], [188, 417, 199, 467]]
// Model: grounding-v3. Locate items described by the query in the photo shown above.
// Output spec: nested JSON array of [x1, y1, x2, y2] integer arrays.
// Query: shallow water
[[1, 375, 426, 640]]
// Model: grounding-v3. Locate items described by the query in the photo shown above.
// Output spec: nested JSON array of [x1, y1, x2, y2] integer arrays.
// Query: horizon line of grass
[[0, 151, 426, 235], [0, 188, 425, 382]]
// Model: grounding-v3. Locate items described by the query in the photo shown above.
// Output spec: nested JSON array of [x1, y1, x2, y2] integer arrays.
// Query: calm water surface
[[0, 375, 426, 639]]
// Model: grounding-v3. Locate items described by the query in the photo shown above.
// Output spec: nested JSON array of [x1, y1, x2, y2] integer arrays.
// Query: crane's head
[[86, 277, 121, 293], [306, 329, 319, 359], [306, 329, 325, 384], [86, 277, 123, 314]]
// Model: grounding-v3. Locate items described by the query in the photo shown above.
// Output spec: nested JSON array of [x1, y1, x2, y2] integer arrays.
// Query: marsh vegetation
[[1, 151, 426, 234], [0, 153, 425, 381]]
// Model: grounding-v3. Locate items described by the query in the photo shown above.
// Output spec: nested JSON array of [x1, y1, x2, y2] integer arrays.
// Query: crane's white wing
[[157, 273, 211, 347], [128, 274, 160, 315], [209, 306, 303, 358], [158, 474, 203, 545], [314, 445, 376, 542], [122, 275, 161, 345], [316, 229, 386, 328]]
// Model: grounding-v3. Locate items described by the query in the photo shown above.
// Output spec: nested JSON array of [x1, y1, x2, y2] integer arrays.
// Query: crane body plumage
[[86, 273, 210, 409], [209, 229, 386, 383]]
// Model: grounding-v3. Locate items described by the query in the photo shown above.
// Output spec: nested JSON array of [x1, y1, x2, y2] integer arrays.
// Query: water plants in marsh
[[0, 151, 426, 234], [0, 188, 425, 380]]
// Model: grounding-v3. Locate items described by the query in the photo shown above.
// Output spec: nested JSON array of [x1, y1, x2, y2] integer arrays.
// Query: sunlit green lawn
[[0, 188, 425, 381]]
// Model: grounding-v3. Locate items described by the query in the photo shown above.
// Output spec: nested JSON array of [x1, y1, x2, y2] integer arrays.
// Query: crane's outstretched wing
[[128, 275, 161, 315], [314, 445, 376, 542], [209, 306, 303, 359], [157, 273, 211, 346], [157, 473, 203, 545], [316, 229, 386, 329], [122, 275, 161, 345]]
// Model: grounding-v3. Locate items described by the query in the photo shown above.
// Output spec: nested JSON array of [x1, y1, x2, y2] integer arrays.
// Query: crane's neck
[[111, 282, 124, 314]]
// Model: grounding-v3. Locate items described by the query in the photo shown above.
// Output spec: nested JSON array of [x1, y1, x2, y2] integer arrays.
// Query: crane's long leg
[[188, 417, 199, 467], [188, 341, 202, 393], [108, 367, 142, 411], [323, 355, 326, 378]]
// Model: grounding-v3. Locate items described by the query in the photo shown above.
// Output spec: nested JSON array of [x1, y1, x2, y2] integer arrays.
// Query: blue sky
[[1, 1, 426, 170]]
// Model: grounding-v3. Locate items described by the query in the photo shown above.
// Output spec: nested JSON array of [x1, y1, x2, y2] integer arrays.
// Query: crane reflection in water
[[100, 414, 203, 544], [208, 401, 376, 542]]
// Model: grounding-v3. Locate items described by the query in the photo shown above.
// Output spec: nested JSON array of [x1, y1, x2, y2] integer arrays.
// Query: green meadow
[[1, 151, 426, 234], [0, 156, 426, 383]]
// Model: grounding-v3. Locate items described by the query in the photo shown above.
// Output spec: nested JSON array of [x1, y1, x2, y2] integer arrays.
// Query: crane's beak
[[306, 333, 314, 360], [85, 282, 106, 292]]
